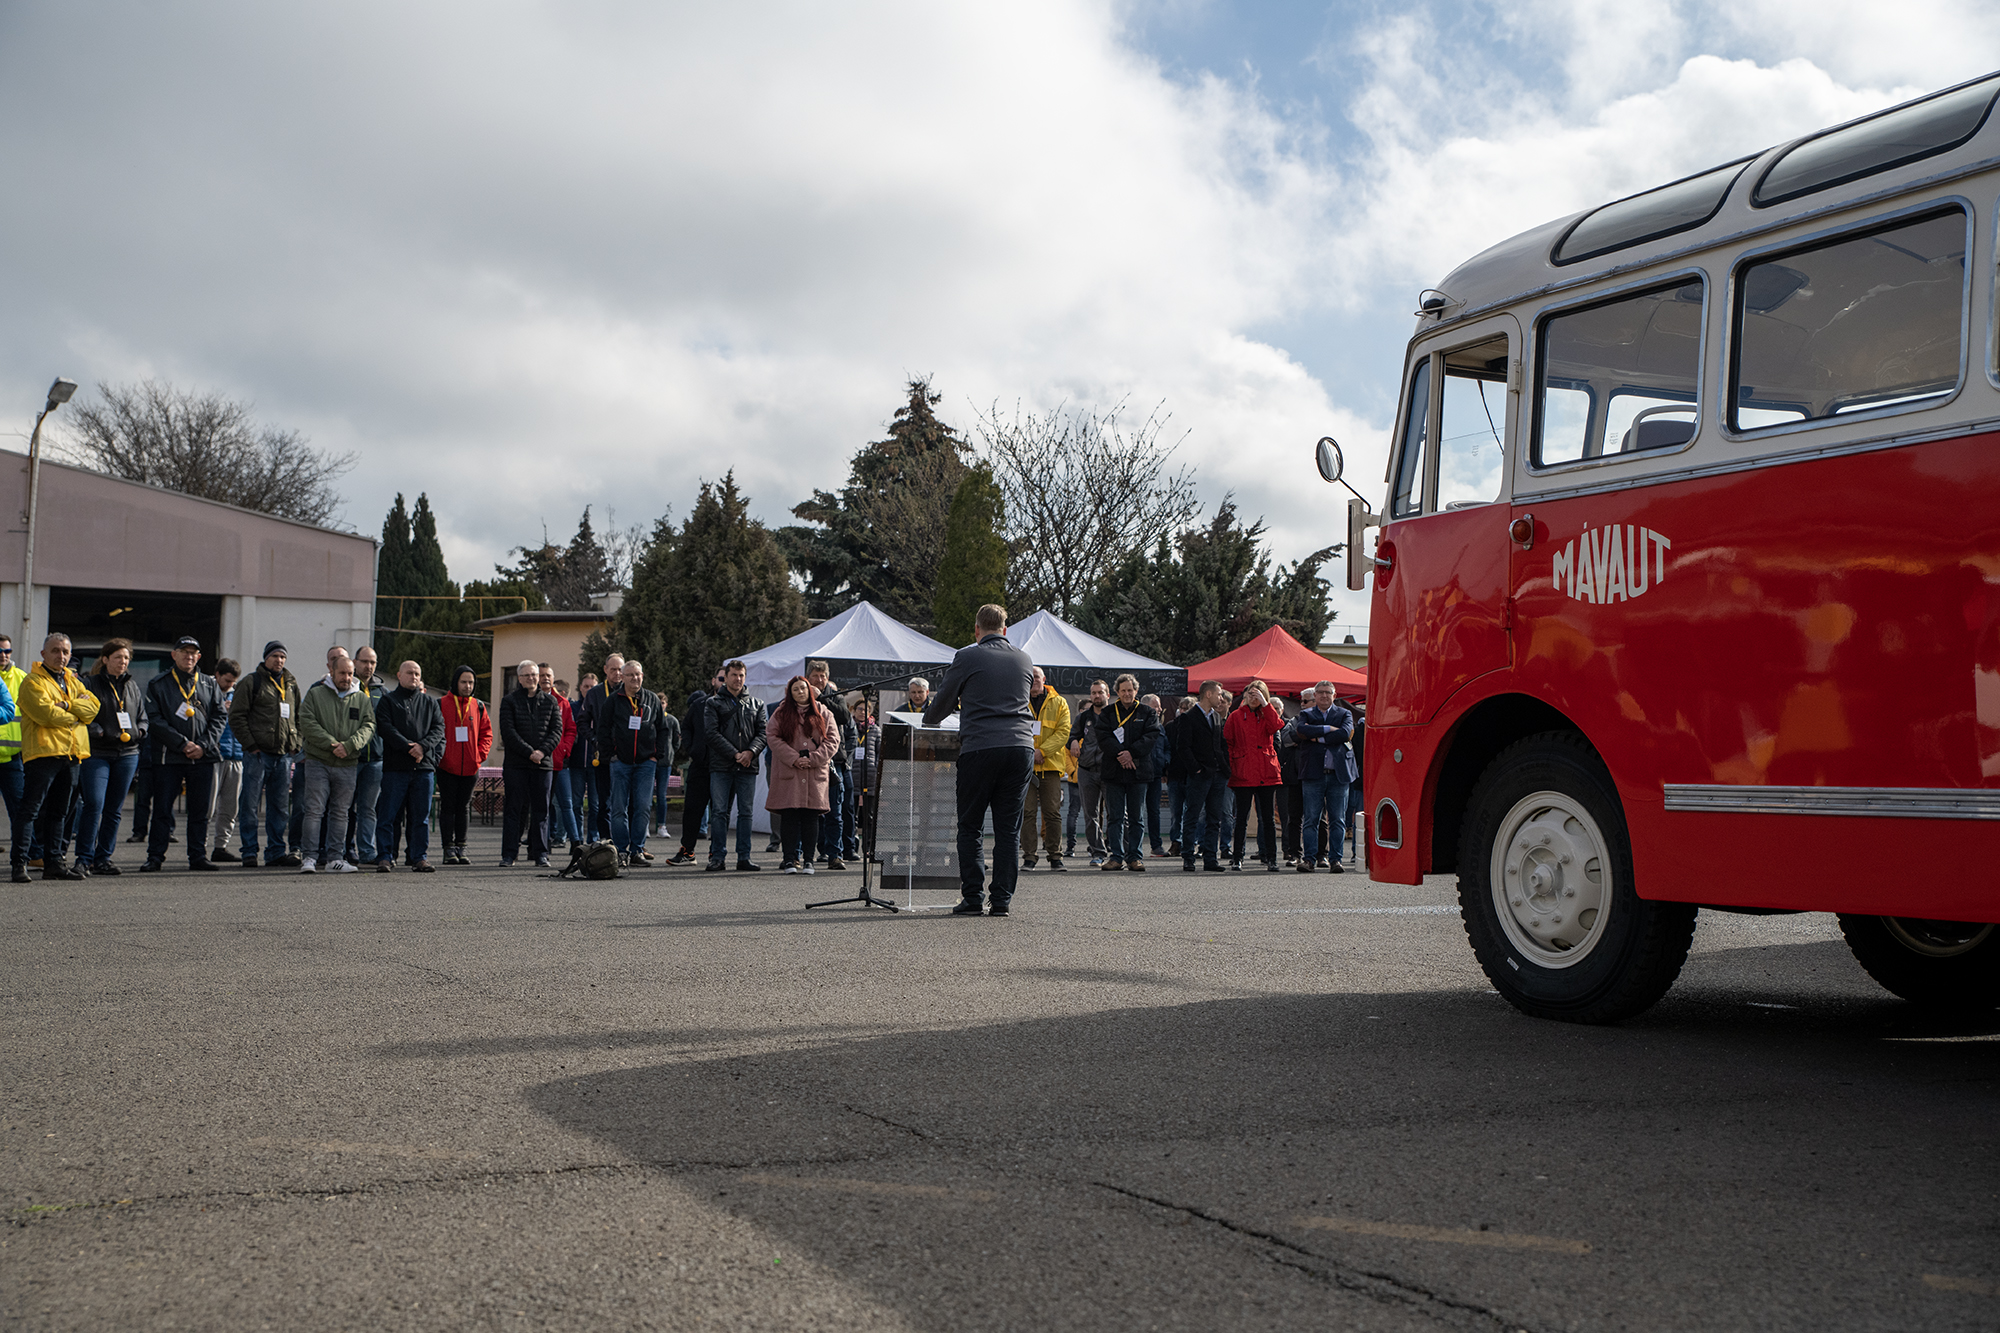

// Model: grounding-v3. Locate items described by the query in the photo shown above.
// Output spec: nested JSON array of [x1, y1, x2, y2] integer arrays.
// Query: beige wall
[[487, 622, 602, 719]]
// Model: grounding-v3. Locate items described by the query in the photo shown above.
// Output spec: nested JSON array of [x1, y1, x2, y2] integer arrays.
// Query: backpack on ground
[[557, 840, 621, 880]]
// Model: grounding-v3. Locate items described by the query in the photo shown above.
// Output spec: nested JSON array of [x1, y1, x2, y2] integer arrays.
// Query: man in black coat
[[704, 661, 767, 871], [498, 658, 563, 867], [672, 668, 721, 864], [575, 654, 623, 841], [143, 635, 227, 873], [594, 658, 680, 866], [373, 659, 446, 871], [1167, 678, 1232, 872]]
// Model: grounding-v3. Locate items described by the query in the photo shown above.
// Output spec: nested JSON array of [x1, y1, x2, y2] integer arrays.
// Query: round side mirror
[[1315, 437, 1344, 485]]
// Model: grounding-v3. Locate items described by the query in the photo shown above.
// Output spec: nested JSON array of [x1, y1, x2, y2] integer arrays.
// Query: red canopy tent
[[1186, 625, 1367, 699]]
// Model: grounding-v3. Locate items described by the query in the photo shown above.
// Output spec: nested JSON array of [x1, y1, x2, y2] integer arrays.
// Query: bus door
[[1371, 315, 1519, 726]]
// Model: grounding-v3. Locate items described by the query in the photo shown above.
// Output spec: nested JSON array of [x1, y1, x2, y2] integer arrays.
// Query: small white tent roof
[[1006, 610, 1183, 697], [738, 602, 958, 703]]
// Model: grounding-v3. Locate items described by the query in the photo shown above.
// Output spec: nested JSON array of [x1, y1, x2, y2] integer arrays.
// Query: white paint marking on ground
[[1885, 1034, 2000, 1043], [1922, 1273, 1998, 1296], [1293, 1214, 1592, 1254], [740, 1173, 996, 1202], [1195, 905, 1458, 916]]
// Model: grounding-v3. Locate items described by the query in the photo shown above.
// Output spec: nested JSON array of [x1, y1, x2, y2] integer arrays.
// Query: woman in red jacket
[[437, 665, 494, 866], [1223, 680, 1284, 871]]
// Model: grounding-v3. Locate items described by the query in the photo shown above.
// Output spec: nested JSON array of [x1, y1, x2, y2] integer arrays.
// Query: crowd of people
[[0, 619, 1359, 885]]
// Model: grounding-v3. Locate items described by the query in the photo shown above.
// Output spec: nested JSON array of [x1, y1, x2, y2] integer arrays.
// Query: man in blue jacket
[[1287, 681, 1356, 874]]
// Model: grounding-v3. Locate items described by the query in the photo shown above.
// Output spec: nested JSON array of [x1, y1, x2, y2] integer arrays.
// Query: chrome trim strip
[[1663, 784, 2000, 820], [1513, 412, 2000, 505], [1373, 797, 1404, 848]]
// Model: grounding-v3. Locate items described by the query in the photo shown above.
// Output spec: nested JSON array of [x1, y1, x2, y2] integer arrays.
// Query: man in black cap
[[921, 603, 1036, 917], [229, 640, 304, 867], [143, 636, 226, 872]]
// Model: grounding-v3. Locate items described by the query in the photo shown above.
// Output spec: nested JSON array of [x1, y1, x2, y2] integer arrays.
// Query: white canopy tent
[[1005, 610, 1183, 699], [738, 601, 958, 703]]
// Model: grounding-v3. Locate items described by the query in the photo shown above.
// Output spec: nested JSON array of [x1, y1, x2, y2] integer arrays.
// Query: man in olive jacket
[[498, 658, 563, 867], [297, 653, 376, 873], [229, 641, 304, 867], [144, 635, 228, 872]]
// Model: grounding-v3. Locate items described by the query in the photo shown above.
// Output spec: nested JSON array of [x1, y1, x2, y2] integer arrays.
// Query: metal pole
[[20, 406, 50, 639]]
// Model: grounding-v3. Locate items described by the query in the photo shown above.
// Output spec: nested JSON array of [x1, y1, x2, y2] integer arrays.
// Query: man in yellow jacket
[[0, 633, 25, 860], [1022, 666, 1072, 872], [12, 633, 99, 882]]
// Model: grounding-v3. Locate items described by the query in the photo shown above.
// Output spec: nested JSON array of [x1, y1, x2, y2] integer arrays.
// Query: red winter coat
[[552, 693, 576, 769], [440, 692, 493, 777], [1223, 703, 1283, 788]]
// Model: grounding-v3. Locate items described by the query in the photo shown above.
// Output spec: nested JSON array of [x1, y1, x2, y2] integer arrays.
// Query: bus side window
[[1731, 207, 1965, 431], [1437, 338, 1509, 507], [1390, 357, 1432, 518], [1535, 278, 1704, 467]]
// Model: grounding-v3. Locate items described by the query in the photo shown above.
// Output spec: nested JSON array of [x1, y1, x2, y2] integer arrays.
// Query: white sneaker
[[324, 859, 357, 874], [299, 858, 317, 874], [801, 863, 816, 876], [784, 864, 799, 874]]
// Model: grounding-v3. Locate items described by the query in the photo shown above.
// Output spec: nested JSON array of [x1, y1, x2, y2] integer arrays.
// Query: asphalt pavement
[[4, 820, 1996, 1331]]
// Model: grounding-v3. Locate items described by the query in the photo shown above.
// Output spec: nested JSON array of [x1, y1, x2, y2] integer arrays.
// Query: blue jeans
[[377, 769, 435, 864], [348, 761, 382, 863], [817, 766, 847, 860], [1104, 780, 1145, 862], [1166, 777, 1187, 845], [708, 766, 757, 863], [609, 759, 656, 855], [1301, 771, 1351, 865], [238, 751, 294, 860], [549, 762, 581, 845], [1182, 769, 1229, 865], [77, 752, 139, 866], [955, 746, 1032, 908]]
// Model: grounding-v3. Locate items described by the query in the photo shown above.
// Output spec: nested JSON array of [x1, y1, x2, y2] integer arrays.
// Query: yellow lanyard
[[1113, 703, 1135, 729]]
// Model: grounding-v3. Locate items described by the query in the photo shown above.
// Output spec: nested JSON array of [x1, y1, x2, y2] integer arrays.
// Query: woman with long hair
[[436, 665, 493, 865], [1223, 679, 1284, 871], [765, 675, 837, 874], [77, 638, 144, 873]]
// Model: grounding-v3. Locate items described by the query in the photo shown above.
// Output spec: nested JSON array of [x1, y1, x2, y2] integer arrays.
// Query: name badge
[[181, 703, 197, 719], [278, 702, 291, 719], [116, 711, 132, 729], [1113, 725, 1126, 743], [454, 726, 470, 743], [628, 715, 643, 731]]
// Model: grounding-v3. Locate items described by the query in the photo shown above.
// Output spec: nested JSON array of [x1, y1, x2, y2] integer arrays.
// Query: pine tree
[[409, 494, 456, 598], [379, 494, 416, 595], [777, 378, 969, 622], [614, 474, 805, 707], [932, 463, 1008, 646]]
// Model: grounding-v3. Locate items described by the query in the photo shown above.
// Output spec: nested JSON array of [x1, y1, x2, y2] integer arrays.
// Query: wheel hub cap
[[1493, 794, 1610, 968]]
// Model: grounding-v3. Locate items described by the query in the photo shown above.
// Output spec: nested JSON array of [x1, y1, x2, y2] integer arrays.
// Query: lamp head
[[44, 378, 77, 411]]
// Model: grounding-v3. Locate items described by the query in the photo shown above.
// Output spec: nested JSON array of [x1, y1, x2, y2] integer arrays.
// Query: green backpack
[[558, 841, 621, 880]]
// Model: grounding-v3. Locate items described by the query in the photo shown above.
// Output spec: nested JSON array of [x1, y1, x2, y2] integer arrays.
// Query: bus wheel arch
[[1456, 729, 1697, 1024], [1429, 694, 1581, 875], [1837, 915, 2000, 1011]]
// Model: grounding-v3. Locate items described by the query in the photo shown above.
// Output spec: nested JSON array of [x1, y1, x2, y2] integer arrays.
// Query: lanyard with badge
[[626, 691, 645, 755], [1112, 702, 1134, 745], [114, 677, 134, 743], [452, 694, 473, 746], [272, 674, 291, 721]]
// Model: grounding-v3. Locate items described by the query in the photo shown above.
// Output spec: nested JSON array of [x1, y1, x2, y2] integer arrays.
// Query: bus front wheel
[[1458, 732, 1696, 1024], [1838, 915, 1999, 1010]]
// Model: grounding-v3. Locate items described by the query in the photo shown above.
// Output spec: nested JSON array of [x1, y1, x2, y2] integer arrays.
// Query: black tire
[[1837, 914, 2000, 1010], [1458, 731, 1696, 1024]]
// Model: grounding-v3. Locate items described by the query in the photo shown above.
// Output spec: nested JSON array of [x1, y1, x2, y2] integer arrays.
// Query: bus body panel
[[1369, 506, 1511, 727]]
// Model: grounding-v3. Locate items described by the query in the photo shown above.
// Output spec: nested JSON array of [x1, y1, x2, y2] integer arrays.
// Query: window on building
[[1730, 208, 1965, 432], [1534, 278, 1704, 467]]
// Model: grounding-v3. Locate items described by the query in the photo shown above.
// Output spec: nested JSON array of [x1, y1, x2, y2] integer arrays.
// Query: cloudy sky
[[3, 1, 1996, 636]]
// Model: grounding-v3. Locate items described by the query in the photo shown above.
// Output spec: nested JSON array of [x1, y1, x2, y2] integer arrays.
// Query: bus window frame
[[1989, 190, 2000, 395], [1722, 196, 1975, 445], [1387, 315, 1520, 519], [1524, 267, 1710, 479]]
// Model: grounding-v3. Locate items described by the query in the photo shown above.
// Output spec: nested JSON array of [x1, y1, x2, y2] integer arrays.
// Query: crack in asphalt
[[840, 1104, 935, 1140], [1093, 1181, 1545, 1333]]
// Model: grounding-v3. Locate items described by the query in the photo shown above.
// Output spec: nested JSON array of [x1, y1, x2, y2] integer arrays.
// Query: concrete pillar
[[220, 596, 248, 668]]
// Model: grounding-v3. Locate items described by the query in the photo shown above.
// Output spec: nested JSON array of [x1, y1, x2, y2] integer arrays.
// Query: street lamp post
[[21, 377, 78, 641]]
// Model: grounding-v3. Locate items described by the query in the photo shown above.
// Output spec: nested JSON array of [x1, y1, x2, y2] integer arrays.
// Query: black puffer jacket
[[705, 689, 767, 767], [498, 686, 563, 769]]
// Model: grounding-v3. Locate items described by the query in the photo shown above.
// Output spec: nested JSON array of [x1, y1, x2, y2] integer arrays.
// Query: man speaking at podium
[[921, 603, 1036, 917]]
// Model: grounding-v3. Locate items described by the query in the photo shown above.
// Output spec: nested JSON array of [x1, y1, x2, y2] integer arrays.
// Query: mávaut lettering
[[1550, 526, 1671, 604]]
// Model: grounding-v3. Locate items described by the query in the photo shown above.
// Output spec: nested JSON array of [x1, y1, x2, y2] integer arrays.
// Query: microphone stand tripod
[[806, 676, 901, 912]]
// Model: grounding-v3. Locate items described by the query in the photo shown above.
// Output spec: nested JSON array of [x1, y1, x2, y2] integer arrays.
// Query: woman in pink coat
[[765, 675, 838, 875]]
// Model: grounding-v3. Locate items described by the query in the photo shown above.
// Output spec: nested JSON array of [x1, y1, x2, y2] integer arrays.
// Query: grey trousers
[[299, 758, 358, 864], [1076, 769, 1106, 857], [209, 759, 242, 849]]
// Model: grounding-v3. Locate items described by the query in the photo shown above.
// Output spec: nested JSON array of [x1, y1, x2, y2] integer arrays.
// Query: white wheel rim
[[1490, 790, 1612, 969]]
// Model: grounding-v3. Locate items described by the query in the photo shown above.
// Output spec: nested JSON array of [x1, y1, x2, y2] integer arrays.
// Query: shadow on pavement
[[519, 945, 2000, 1332]]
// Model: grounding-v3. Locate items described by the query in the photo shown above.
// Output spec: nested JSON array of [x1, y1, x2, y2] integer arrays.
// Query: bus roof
[[1415, 70, 2000, 338]]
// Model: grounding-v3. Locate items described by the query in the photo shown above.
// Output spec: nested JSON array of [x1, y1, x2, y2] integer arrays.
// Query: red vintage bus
[[1318, 71, 2000, 1022]]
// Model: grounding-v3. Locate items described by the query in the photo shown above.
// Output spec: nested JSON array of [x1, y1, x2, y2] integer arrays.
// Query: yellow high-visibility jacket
[[20, 662, 99, 762], [0, 662, 26, 762], [1032, 688, 1072, 773]]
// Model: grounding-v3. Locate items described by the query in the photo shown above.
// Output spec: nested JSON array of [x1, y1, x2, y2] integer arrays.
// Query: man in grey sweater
[[921, 603, 1036, 917]]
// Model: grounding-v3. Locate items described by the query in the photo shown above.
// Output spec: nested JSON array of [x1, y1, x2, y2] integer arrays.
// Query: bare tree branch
[[976, 399, 1201, 617], [57, 380, 355, 527]]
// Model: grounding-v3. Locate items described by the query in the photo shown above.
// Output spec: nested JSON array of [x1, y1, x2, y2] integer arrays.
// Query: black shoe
[[668, 850, 695, 865], [705, 859, 724, 871], [240, 852, 258, 868], [189, 858, 219, 872], [1228, 859, 1242, 871], [1049, 857, 1066, 872], [1327, 861, 1345, 874], [987, 903, 1010, 917], [951, 900, 984, 916], [10, 866, 28, 883], [141, 859, 164, 873], [535, 857, 551, 868], [126, 832, 147, 843], [210, 847, 230, 862], [1296, 861, 1314, 873], [270, 853, 302, 868], [93, 861, 122, 876], [1022, 855, 1037, 869], [1205, 861, 1226, 872], [736, 860, 763, 871], [50, 864, 86, 881]]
